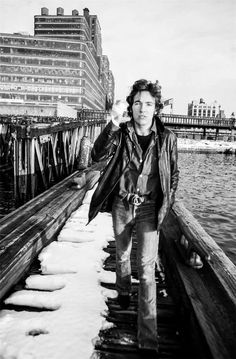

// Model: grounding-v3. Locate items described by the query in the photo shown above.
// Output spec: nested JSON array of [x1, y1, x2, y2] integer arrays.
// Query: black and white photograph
[[0, 1, 235, 358]]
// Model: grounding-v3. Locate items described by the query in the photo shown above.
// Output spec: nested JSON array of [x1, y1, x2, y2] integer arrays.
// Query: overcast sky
[[0, 0, 235, 116]]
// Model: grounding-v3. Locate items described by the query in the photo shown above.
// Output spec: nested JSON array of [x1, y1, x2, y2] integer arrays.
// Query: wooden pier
[[0, 161, 236, 358]]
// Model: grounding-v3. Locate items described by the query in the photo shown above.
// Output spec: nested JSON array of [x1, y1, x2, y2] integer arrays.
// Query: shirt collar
[[126, 118, 158, 136]]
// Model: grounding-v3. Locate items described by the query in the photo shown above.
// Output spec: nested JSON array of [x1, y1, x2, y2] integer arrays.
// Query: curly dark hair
[[126, 79, 163, 118]]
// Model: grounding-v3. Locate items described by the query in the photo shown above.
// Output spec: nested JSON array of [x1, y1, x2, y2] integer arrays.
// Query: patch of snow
[[0, 190, 116, 359], [25, 275, 66, 291]]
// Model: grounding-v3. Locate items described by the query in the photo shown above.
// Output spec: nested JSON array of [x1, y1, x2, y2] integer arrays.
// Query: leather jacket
[[88, 118, 179, 231]]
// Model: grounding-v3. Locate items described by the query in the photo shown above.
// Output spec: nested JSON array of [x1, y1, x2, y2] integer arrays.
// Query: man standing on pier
[[88, 79, 179, 354]]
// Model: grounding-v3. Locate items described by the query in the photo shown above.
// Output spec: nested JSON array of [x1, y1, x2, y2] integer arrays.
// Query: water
[[177, 152, 236, 264]]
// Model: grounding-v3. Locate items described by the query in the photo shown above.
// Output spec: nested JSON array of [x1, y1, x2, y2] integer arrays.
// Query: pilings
[[0, 112, 107, 203]]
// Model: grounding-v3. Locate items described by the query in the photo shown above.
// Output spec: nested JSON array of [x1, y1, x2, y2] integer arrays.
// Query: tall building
[[34, 7, 90, 41], [187, 98, 224, 118], [107, 70, 115, 110], [100, 55, 115, 110], [0, 8, 114, 116]]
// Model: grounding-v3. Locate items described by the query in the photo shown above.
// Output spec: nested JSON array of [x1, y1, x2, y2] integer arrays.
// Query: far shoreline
[[177, 138, 236, 154]]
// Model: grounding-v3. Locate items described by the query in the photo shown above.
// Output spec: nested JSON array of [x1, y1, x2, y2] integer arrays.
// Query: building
[[0, 8, 114, 116], [99, 55, 115, 110], [187, 98, 225, 118], [107, 70, 115, 110]]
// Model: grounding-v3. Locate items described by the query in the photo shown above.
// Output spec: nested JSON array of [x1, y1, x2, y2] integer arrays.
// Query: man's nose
[[140, 103, 145, 112]]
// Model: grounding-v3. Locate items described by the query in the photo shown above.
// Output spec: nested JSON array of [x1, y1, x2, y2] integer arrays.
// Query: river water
[[177, 152, 236, 264], [0, 153, 236, 264]]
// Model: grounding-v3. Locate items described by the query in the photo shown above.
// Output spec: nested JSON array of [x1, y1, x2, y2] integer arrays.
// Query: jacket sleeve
[[91, 120, 121, 162]]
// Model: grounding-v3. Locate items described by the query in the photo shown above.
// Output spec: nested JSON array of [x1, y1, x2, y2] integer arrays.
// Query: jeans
[[112, 196, 159, 350]]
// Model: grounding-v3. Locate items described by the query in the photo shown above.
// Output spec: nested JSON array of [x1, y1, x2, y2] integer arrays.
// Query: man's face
[[132, 91, 156, 128]]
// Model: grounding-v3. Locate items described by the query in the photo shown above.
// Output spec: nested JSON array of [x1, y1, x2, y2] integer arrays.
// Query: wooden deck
[[1, 163, 235, 358], [92, 237, 192, 359]]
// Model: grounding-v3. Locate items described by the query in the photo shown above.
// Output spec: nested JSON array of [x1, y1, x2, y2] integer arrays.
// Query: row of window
[[1, 65, 83, 77], [0, 75, 83, 86], [192, 105, 216, 109], [34, 32, 86, 40], [0, 93, 82, 103], [193, 110, 216, 117], [35, 23, 83, 29], [0, 83, 83, 94], [0, 37, 85, 51], [35, 30, 86, 36], [35, 17, 85, 23], [1, 56, 85, 68], [0, 47, 85, 59]]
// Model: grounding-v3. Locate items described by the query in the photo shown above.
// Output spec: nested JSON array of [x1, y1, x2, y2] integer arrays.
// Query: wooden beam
[[0, 163, 103, 302], [161, 201, 236, 359]]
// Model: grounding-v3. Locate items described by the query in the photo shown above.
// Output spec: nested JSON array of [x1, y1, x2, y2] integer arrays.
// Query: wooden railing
[[161, 200, 236, 359], [0, 164, 102, 302]]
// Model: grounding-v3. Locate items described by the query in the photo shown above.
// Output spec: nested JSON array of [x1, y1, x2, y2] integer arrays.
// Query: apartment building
[[0, 7, 114, 116], [187, 98, 224, 118]]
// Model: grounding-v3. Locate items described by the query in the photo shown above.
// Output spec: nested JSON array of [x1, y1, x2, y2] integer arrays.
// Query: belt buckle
[[131, 194, 143, 206]]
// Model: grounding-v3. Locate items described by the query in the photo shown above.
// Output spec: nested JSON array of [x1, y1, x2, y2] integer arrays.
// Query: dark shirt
[[136, 133, 152, 156]]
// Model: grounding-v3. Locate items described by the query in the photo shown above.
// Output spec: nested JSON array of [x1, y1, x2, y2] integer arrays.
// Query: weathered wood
[[0, 163, 103, 302], [0, 162, 104, 240], [161, 201, 236, 359], [172, 200, 236, 305], [94, 237, 190, 359]]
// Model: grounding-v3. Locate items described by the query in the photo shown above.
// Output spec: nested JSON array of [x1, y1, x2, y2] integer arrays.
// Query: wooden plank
[[51, 132, 59, 178], [34, 139, 47, 189], [94, 236, 190, 359], [172, 201, 236, 305], [0, 167, 101, 301], [0, 162, 104, 239], [161, 202, 236, 359]]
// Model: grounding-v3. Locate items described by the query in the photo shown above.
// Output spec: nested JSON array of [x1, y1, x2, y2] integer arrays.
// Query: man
[[88, 79, 179, 354]]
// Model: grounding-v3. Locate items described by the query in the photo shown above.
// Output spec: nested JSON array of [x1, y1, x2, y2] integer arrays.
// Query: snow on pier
[[0, 188, 117, 359]]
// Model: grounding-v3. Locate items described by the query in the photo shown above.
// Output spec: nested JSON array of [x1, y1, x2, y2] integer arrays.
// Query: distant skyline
[[0, 0, 235, 116]]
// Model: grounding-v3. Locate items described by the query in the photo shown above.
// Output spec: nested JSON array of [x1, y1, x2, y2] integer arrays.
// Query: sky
[[0, 0, 235, 116], [0, 190, 120, 358]]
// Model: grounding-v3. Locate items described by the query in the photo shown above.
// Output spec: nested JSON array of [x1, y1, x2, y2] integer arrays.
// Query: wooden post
[[231, 128, 235, 142], [203, 127, 206, 139], [78, 136, 91, 169]]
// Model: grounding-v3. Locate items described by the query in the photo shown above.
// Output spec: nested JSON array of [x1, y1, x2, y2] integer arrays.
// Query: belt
[[126, 193, 151, 206]]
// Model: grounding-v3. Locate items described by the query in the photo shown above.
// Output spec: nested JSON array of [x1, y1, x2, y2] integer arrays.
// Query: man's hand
[[110, 100, 129, 124]]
